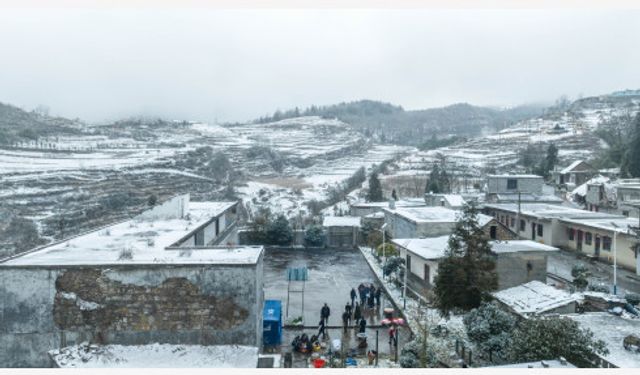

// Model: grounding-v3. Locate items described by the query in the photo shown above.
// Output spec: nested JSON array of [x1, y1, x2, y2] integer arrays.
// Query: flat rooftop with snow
[[0, 194, 259, 267]]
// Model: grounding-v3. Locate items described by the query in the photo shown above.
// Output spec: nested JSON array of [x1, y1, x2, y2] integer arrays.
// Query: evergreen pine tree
[[433, 202, 498, 316], [624, 113, 640, 177], [392, 189, 398, 201], [426, 163, 442, 194], [367, 172, 384, 202]]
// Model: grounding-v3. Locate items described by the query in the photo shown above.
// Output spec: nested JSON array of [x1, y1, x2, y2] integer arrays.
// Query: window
[[507, 179, 518, 190], [603, 236, 612, 251], [520, 219, 525, 232], [585, 232, 592, 245], [490, 226, 497, 240], [623, 210, 630, 217], [568, 228, 575, 241], [510, 217, 515, 227], [537, 223, 544, 237], [406, 255, 412, 274]]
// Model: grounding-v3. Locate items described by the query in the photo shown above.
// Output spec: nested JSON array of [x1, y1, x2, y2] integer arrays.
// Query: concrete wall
[[178, 207, 237, 248], [384, 211, 454, 239], [326, 226, 359, 248], [350, 206, 381, 218], [0, 261, 263, 367], [494, 252, 549, 291], [487, 176, 543, 195], [137, 194, 189, 221]]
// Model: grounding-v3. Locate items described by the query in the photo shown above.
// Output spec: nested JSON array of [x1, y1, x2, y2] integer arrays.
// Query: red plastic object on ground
[[312, 358, 326, 368]]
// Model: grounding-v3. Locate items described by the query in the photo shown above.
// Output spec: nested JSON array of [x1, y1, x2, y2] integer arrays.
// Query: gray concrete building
[[393, 238, 558, 293], [485, 174, 562, 205], [322, 216, 361, 248], [0, 195, 264, 367]]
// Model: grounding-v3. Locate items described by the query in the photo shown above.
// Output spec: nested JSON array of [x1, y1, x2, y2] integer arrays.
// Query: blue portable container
[[263, 300, 283, 346]]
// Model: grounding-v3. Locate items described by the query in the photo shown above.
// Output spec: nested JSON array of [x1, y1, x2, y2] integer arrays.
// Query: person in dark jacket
[[358, 317, 367, 333], [350, 288, 357, 307], [367, 289, 375, 308], [320, 303, 330, 325], [318, 318, 327, 340], [342, 311, 350, 334], [388, 325, 397, 347], [353, 302, 362, 325], [345, 302, 352, 318], [375, 287, 382, 306]]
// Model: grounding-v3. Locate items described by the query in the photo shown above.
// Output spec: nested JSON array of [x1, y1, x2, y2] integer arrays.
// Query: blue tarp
[[263, 300, 282, 346], [286, 267, 309, 281]]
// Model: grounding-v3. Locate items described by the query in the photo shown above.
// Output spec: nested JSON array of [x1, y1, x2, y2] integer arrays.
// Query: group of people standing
[[315, 283, 384, 341], [341, 283, 382, 334]]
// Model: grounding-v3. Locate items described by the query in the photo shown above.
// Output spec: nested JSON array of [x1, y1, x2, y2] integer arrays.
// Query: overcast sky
[[0, 7, 639, 123]]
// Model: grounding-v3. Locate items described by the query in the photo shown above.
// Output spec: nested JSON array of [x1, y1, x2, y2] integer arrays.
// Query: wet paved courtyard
[[263, 247, 411, 367]]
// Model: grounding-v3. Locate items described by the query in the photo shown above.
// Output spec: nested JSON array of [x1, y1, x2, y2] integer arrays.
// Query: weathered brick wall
[[0, 263, 262, 367], [482, 220, 517, 241]]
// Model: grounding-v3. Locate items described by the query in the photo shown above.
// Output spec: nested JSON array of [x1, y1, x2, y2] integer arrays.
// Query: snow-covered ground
[[49, 343, 259, 368]]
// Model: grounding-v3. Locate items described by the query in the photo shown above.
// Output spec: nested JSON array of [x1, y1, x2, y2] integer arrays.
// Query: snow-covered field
[[387, 102, 640, 187]]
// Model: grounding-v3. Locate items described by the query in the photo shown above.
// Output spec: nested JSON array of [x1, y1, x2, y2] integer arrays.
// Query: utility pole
[[611, 222, 619, 295], [403, 262, 407, 309], [516, 190, 522, 238]]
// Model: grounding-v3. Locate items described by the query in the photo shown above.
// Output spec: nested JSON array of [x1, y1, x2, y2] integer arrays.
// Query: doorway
[[531, 223, 536, 240], [595, 236, 601, 257], [577, 230, 583, 252]]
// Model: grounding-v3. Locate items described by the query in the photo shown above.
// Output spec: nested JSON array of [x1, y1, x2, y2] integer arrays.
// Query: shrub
[[376, 243, 398, 257], [304, 226, 324, 247], [383, 256, 405, 277], [463, 302, 516, 360]]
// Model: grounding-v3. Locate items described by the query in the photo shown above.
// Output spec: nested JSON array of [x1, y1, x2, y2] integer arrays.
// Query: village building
[[382, 206, 514, 240], [585, 178, 617, 213], [322, 216, 361, 248], [615, 179, 640, 218], [0, 195, 264, 367], [483, 202, 640, 274], [569, 175, 610, 208], [491, 281, 578, 318], [392, 238, 558, 293], [553, 160, 597, 190], [361, 211, 385, 229], [348, 198, 426, 218], [485, 174, 563, 204], [423, 193, 467, 210], [557, 216, 640, 274]]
